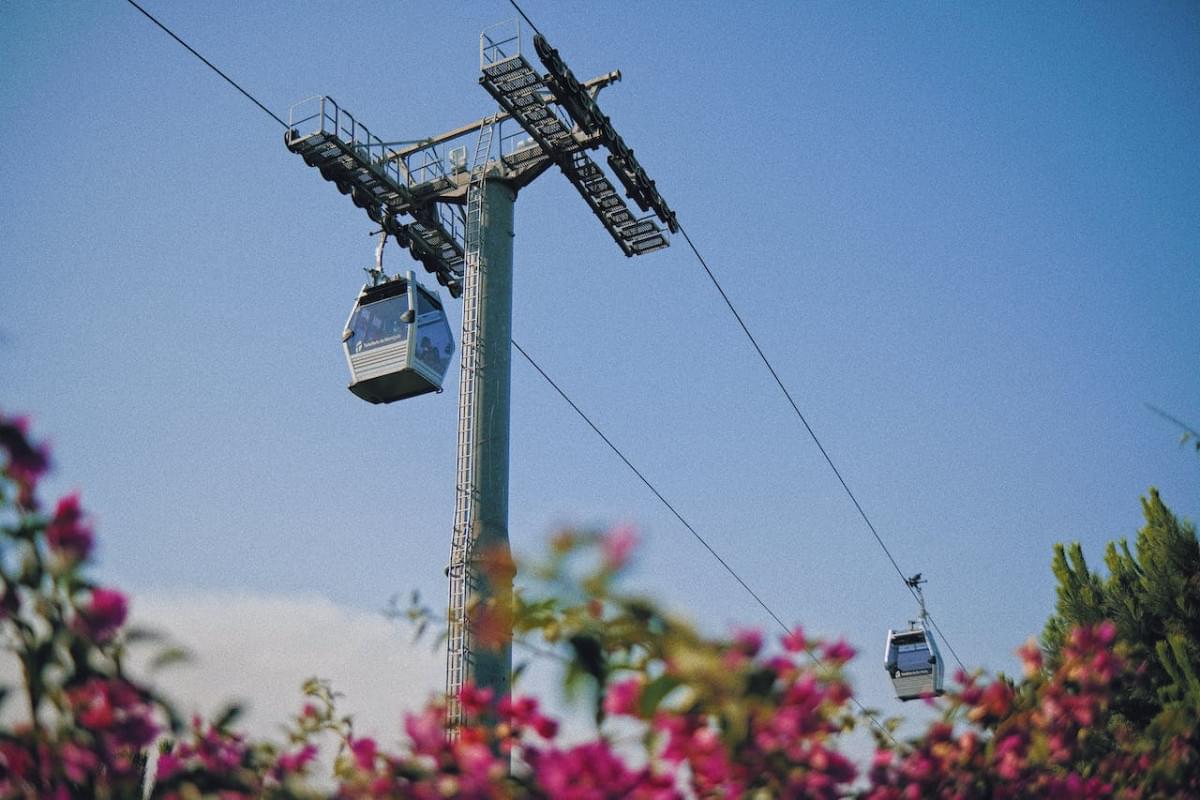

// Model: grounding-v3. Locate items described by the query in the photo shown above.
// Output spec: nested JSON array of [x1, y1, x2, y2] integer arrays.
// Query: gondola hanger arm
[[363, 230, 389, 286]]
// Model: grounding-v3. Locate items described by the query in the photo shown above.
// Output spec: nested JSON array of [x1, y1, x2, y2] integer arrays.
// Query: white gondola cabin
[[342, 271, 455, 403], [884, 623, 944, 701], [884, 573, 945, 701]]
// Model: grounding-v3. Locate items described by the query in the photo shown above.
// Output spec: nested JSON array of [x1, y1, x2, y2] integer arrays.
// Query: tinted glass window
[[414, 295, 453, 376], [417, 290, 442, 314], [347, 295, 408, 354], [896, 641, 932, 673]]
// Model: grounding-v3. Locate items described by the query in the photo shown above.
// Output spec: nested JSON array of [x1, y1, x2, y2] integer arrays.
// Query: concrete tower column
[[466, 176, 516, 700]]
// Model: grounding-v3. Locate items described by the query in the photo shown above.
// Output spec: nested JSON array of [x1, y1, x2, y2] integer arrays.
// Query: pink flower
[[0, 741, 34, 780], [994, 734, 1026, 781], [499, 694, 539, 727], [1089, 648, 1119, 683], [603, 677, 643, 717], [0, 413, 50, 509], [459, 682, 494, 717], [684, 727, 738, 792], [349, 736, 377, 770], [58, 741, 99, 784], [602, 525, 638, 570], [404, 706, 446, 756], [533, 714, 559, 739], [277, 743, 318, 774], [900, 752, 936, 783], [455, 736, 504, 789], [968, 681, 1013, 724], [74, 686, 115, 730], [47, 493, 94, 563], [821, 639, 857, 664], [155, 751, 182, 782], [653, 712, 694, 763], [1017, 637, 1043, 678], [500, 694, 561, 739], [732, 628, 763, 657], [162, 718, 255, 785], [68, 679, 159, 750], [527, 741, 646, 798], [75, 588, 128, 641], [781, 625, 809, 653]]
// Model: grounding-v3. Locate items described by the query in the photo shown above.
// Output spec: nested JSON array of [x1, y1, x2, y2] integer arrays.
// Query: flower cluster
[[0, 414, 49, 510], [501, 530, 867, 798], [1, 410, 1197, 798], [0, 412, 156, 798], [153, 716, 276, 799], [866, 620, 1198, 798]]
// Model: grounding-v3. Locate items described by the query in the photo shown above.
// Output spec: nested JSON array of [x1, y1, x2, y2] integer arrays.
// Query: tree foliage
[[1043, 489, 1200, 733]]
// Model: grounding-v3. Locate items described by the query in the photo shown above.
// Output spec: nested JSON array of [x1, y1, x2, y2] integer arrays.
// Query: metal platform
[[532, 33, 677, 234], [409, 205, 466, 283], [563, 151, 667, 256], [286, 96, 465, 283], [479, 26, 667, 257], [479, 52, 579, 156]]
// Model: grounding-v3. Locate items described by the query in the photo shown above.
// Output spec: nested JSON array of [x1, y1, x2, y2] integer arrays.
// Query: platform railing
[[405, 144, 455, 190], [287, 96, 409, 191], [480, 18, 522, 69]]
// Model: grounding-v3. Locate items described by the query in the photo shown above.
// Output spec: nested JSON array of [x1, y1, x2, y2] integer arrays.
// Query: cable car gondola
[[884, 574, 945, 701], [343, 270, 455, 404]]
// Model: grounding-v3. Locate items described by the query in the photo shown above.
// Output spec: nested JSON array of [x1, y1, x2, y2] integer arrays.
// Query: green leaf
[[30, 639, 55, 678], [637, 674, 681, 717], [569, 633, 605, 683], [123, 626, 168, 645], [744, 666, 776, 698], [149, 646, 192, 672], [144, 688, 186, 734], [213, 702, 244, 731], [625, 599, 656, 623]]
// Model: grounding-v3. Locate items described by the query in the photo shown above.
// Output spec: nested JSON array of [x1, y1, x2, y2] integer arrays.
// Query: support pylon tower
[[285, 17, 678, 733], [445, 119, 516, 728]]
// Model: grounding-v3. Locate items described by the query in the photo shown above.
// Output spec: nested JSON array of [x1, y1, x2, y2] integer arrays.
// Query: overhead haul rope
[[678, 221, 965, 672], [116, 0, 822, 658], [511, 341, 898, 745], [506, 0, 967, 674], [123, 0, 915, 744]]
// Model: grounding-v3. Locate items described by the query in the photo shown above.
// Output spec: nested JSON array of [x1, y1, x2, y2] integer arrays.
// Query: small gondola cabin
[[884, 625, 945, 701], [342, 272, 455, 403]]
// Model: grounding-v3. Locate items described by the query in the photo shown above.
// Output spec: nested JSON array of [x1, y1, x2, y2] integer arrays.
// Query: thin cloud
[[127, 590, 444, 746]]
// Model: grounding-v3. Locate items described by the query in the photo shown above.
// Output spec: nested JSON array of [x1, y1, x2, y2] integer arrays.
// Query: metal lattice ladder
[[445, 116, 498, 734]]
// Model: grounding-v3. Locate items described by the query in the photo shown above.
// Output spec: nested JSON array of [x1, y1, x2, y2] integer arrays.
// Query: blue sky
[[2, 0, 1197, 746]]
